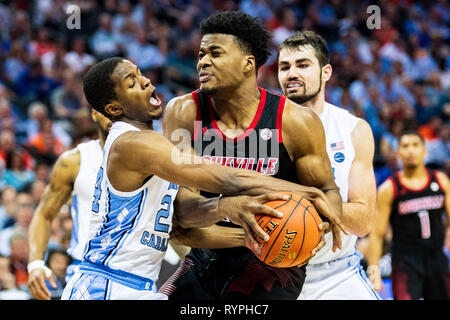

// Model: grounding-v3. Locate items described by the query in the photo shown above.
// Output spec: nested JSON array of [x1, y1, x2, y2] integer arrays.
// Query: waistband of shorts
[[306, 252, 362, 270], [79, 261, 154, 291]]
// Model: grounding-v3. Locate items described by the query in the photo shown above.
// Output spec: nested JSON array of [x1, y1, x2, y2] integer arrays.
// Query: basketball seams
[[287, 203, 307, 267], [262, 199, 300, 263]]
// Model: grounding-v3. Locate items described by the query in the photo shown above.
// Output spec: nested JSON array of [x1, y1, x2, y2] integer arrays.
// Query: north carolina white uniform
[[298, 102, 380, 300], [65, 139, 103, 281], [62, 121, 178, 300]]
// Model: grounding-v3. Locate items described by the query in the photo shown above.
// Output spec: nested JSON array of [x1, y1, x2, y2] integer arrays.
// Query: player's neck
[[401, 165, 427, 179], [293, 90, 325, 116], [117, 118, 154, 131], [210, 85, 260, 130]]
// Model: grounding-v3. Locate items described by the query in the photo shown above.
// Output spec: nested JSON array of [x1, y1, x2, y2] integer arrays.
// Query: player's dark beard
[[288, 73, 322, 105]]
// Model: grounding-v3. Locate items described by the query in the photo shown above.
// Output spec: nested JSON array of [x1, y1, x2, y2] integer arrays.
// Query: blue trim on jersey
[[69, 195, 79, 254], [83, 188, 146, 266], [79, 261, 154, 291], [104, 188, 148, 266]]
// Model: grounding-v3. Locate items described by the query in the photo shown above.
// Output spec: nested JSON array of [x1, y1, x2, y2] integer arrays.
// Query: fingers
[[255, 193, 290, 203], [331, 224, 343, 252], [29, 272, 51, 300]]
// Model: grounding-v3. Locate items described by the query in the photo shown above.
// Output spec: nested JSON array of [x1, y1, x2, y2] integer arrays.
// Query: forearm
[[171, 225, 246, 249], [28, 211, 53, 261], [366, 232, 384, 266], [174, 194, 223, 228], [341, 202, 373, 237]]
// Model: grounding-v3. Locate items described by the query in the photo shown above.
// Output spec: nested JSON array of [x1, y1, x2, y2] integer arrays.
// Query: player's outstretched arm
[[28, 148, 80, 300], [366, 178, 394, 291], [342, 119, 377, 237], [173, 186, 287, 246], [282, 100, 344, 251]]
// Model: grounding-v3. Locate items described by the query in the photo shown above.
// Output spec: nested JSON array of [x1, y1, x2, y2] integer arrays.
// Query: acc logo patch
[[334, 152, 345, 163]]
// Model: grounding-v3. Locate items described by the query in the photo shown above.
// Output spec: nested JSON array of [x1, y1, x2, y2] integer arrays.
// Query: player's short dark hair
[[278, 31, 329, 67], [83, 57, 124, 118], [199, 11, 271, 71], [399, 130, 425, 144]]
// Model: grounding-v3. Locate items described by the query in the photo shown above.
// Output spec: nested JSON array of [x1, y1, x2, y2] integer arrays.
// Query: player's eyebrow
[[123, 66, 139, 80], [200, 44, 225, 52], [279, 58, 312, 65]]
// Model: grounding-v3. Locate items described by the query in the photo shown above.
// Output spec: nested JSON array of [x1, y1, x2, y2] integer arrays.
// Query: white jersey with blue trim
[[68, 139, 103, 261], [83, 121, 178, 282], [308, 102, 360, 264]]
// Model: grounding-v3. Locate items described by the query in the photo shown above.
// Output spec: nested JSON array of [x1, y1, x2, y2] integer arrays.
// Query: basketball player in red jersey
[[367, 131, 450, 299], [159, 11, 344, 300]]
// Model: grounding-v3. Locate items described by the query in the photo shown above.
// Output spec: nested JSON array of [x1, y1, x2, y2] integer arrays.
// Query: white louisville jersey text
[[68, 139, 103, 261], [309, 102, 359, 265], [82, 121, 179, 283]]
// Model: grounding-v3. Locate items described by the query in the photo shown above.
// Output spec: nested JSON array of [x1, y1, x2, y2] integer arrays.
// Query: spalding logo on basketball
[[252, 192, 322, 268]]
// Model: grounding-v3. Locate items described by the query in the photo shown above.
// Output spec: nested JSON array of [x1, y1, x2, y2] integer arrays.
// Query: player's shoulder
[[57, 146, 81, 167], [163, 92, 198, 132], [434, 170, 450, 190], [283, 98, 320, 127], [50, 146, 81, 183]]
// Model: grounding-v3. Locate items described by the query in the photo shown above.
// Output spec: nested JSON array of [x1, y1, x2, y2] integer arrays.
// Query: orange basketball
[[252, 192, 323, 268]]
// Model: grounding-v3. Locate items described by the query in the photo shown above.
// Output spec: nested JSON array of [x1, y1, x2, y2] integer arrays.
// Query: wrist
[[27, 260, 52, 277]]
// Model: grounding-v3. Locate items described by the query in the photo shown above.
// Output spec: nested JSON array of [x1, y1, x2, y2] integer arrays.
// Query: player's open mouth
[[286, 82, 303, 93], [149, 90, 161, 107], [199, 71, 213, 83]]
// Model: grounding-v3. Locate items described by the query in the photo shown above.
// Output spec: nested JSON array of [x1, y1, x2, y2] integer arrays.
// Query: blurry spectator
[[425, 124, 450, 167], [0, 193, 33, 256], [0, 254, 29, 300], [90, 13, 122, 60], [13, 57, 59, 107], [419, 116, 442, 142], [27, 119, 65, 165], [166, 39, 197, 91], [45, 248, 71, 299], [1, 150, 35, 192], [29, 28, 55, 58], [40, 39, 69, 81], [50, 70, 83, 119], [239, 0, 273, 23], [8, 231, 29, 291], [0, 130, 33, 170], [0, 187, 17, 230], [126, 27, 166, 71], [30, 180, 47, 207], [64, 38, 95, 75], [112, 0, 134, 35], [2, 41, 29, 85], [272, 8, 298, 46]]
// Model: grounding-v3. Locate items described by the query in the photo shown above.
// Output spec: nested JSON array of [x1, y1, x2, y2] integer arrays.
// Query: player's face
[[278, 46, 328, 104], [398, 134, 427, 169], [109, 60, 162, 124], [197, 34, 252, 94]]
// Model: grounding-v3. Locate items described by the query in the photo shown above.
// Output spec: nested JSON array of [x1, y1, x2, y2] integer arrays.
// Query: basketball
[[252, 192, 323, 268]]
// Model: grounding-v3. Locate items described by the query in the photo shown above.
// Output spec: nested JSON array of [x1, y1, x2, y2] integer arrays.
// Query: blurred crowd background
[[0, 0, 448, 299]]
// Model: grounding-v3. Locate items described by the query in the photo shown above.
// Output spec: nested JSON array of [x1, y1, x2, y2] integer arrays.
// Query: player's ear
[[104, 103, 123, 118], [243, 55, 256, 74], [322, 64, 332, 82]]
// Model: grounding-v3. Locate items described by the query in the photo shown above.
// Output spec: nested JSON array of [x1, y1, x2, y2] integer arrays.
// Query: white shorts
[[61, 262, 167, 300], [298, 252, 381, 300]]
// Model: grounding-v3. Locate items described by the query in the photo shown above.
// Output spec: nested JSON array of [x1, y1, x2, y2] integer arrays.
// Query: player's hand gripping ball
[[251, 192, 322, 268]]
